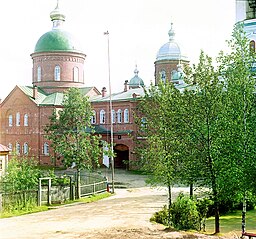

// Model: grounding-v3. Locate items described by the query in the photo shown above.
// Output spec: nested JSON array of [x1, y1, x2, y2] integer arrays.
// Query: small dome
[[129, 66, 144, 88], [34, 30, 82, 53], [156, 23, 185, 61]]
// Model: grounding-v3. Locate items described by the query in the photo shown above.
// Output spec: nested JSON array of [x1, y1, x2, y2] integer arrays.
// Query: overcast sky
[[0, 0, 236, 100]]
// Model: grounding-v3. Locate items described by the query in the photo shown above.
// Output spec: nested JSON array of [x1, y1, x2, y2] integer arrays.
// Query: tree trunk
[[189, 183, 193, 198], [168, 184, 172, 225], [214, 200, 220, 234]]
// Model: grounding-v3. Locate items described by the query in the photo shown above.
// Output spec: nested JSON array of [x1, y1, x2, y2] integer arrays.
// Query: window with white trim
[[91, 110, 96, 124], [44, 142, 49, 156], [124, 109, 129, 123], [24, 143, 29, 155], [100, 110, 105, 124], [16, 142, 21, 155], [37, 66, 41, 82], [54, 65, 61, 81], [24, 114, 28, 126], [111, 110, 115, 123], [8, 115, 13, 127], [73, 67, 79, 82], [8, 143, 12, 151], [117, 109, 122, 123], [16, 112, 20, 126]]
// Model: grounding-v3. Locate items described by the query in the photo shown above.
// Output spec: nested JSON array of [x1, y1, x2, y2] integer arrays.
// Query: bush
[[150, 205, 169, 226], [170, 193, 199, 230]]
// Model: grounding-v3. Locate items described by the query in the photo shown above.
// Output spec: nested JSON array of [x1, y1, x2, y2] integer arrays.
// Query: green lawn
[[206, 209, 256, 235]]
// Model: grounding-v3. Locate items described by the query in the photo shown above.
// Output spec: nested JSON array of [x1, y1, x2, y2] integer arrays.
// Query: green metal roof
[[34, 30, 83, 53]]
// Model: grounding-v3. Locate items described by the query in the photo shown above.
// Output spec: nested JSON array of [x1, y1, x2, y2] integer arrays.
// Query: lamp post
[[104, 31, 115, 193]]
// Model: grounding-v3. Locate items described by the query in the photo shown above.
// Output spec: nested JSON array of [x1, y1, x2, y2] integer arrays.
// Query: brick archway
[[114, 144, 129, 169]]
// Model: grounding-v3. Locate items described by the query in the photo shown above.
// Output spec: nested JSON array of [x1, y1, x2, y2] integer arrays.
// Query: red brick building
[[0, 2, 188, 169]]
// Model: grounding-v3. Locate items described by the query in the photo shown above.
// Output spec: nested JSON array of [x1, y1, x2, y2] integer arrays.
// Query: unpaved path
[[0, 170, 238, 239]]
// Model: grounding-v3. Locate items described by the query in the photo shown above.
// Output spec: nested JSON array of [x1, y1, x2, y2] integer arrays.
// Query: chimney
[[33, 86, 38, 99], [124, 80, 128, 92], [102, 87, 107, 97]]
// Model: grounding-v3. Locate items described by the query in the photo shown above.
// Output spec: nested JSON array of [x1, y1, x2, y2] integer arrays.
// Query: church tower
[[30, 1, 86, 94], [154, 23, 189, 85]]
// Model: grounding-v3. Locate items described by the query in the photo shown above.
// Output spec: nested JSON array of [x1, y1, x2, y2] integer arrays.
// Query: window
[[124, 109, 129, 123], [16, 142, 21, 155], [8, 143, 12, 151], [250, 40, 255, 52], [111, 110, 116, 123], [54, 65, 60, 81], [117, 109, 122, 123], [0, 159, 2, 170], [37, 66, 41, 82], [44, 142, 49, 156], [8, 115, 13, 127], [73, 67, 79, 82], [160, 70, 166, 83], [91, 110, 96, 124], [16, 112, 20, 126], [23, 143, 29, 155], [24, 114, 28, 126], [100, 110, 106, 124]]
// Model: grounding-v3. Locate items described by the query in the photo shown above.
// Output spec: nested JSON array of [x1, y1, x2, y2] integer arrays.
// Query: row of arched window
[[8, 142, 50, 156], [8, 113, 28, 127], [37, 66, 80, 82], [91, 109, 129, 124]]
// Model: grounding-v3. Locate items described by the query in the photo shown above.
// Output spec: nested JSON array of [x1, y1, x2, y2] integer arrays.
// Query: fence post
[[48, 178, 51, 205], [0, 193, 2, 212], [38, 179, 42, 206], [93, 182, 96, 195]]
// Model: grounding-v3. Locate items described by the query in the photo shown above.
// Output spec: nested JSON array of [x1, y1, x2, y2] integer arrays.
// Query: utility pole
[[104, 31, 115, 193]]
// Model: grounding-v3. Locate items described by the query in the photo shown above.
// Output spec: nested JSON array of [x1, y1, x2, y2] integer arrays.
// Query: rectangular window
[[0, 159, 2, 170]]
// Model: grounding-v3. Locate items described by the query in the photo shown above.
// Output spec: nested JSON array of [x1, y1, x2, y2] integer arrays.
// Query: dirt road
[[0, 170, 237, 239]]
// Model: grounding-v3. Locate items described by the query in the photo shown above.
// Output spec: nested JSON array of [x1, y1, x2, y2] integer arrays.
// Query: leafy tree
[[135, 81, 184, 223], [45, 88, 102, 198], [0, 157, 40, 192]]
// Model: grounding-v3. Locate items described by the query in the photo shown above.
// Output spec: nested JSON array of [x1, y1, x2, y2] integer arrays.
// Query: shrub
[[150, 205, 169, 226], [170, 193, 199, 230]]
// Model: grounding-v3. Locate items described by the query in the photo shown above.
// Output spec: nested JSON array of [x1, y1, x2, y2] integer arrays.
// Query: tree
[[0, 156, 40, 192], [135, 81, 184, 224], [45, 88, 102, 198]]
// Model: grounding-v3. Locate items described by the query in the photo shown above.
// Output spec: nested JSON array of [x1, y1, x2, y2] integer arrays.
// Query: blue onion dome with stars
[[156, 23, 187, 61], [34, 0, 83, 53]]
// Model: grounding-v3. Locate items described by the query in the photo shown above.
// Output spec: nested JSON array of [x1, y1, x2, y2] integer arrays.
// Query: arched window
[[250, 40, 255, 52], [23, 143, 29, 155], [16, 142, 21, 155], [117, 109, 122, 123], [100, 110, 105, 124], [16, 112, 20, 126], [44, 142, 49, 156], [91, 110, 96, 124], [54, 65, 61, 81], [124, 109, 129, 123], [8, 115, 13, 127], [8, 143, 12, 151], [73, 67, 79, 82], [37, 66, 41, 82], [160, 70, 166, 83], [111, 110, 116, 123], [24, 114, 28, 126]]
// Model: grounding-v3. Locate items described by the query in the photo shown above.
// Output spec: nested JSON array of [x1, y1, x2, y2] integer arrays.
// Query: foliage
[[0, 157, 40, 192], [170, 193, 199, 230], [45, 88, 103, 198], [150, 205, 169, 226]]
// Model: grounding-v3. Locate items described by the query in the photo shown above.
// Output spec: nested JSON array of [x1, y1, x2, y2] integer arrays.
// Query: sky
[[0, 0, 236, 100]]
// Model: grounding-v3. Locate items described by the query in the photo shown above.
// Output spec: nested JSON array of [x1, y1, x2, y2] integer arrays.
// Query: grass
[[0, 192, 112, 219], [206, 209, 256, 235]]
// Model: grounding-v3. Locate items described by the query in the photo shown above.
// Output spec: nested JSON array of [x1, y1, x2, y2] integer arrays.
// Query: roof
[[91, 87, 145, 103], [0, 144, 9, 152], [34, 30, 83, 53]]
